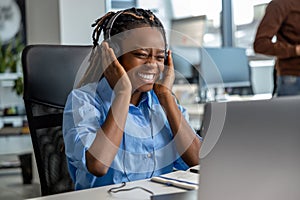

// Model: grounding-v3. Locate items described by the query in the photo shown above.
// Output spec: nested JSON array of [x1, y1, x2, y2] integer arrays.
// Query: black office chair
[[21, 44, 92, 196]]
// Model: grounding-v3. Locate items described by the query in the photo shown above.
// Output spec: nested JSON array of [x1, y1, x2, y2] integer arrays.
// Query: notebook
[[150, 170, 199, 190], [198, 96, 300, 200]]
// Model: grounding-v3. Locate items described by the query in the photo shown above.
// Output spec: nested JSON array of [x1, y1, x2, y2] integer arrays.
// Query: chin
[[134, 84, 154, 93]]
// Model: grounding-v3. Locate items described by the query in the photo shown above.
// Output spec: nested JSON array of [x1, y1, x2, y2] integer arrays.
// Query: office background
[[0, 0, 273, 199], [1, 0, 274, 111]]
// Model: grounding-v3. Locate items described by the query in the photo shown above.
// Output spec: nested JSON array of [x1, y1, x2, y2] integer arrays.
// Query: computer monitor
[[171, 46, 201, 84], [200, 47, 252, 95]]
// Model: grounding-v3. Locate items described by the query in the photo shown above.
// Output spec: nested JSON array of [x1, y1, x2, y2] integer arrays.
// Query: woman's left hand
[[154, 50, 175, 97]]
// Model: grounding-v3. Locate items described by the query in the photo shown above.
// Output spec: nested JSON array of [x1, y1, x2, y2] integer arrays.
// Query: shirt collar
[[137, 92, 151, 109], [140, 90, 159, 110]]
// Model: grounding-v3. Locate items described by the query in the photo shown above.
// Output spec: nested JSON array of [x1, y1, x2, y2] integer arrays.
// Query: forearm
[[254, 36, 297, 59], [157, 92, 201, 167], [86, 91, 131, 176]]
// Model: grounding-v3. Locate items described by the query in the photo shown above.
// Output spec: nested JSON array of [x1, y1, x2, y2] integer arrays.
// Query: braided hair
[[76, 7, 167, 88], [91, 7, 167, 49]]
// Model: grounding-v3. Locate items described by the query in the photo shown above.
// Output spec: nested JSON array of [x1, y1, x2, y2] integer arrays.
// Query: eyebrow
[[133, 47, 165, 54]]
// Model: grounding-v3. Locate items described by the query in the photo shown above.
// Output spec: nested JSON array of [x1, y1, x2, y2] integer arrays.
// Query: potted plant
[[0, 33, 25, 95]]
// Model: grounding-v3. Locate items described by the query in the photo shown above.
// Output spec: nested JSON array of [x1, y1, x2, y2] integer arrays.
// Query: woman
[[63, 7, 201, 190]]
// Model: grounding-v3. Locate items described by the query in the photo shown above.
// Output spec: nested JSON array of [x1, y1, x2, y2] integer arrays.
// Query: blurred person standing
[[253, 0, 300, 96]]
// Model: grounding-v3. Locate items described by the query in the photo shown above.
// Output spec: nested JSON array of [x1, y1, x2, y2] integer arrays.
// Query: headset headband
[[105, 9, 168, 57], [106, 11, 124, 40]]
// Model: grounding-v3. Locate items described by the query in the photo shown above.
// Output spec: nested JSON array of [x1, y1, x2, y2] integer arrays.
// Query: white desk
[[26, 178, 192, 200]]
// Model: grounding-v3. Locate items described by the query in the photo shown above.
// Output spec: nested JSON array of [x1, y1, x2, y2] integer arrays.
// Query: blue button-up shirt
[[63, 78, 199, 190]]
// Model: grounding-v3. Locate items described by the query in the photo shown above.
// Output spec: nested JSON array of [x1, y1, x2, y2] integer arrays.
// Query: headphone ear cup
[[164, 50, 168, 65]]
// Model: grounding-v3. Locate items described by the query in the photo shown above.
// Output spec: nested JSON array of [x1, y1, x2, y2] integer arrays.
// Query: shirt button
[[147, 153, 152, 158]]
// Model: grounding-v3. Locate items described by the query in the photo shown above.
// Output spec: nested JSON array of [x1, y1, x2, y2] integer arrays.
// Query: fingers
[[99, 42, 131, 92], [164, 50, 175, 81], [101, 42, 117, 72], [100, 42, 125, 77], [154, 50, 175, 96]]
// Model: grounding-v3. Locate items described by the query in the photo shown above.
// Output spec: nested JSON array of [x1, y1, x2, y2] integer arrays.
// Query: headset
[[105, 11, 124, 55], [104, 10, 169, 65]]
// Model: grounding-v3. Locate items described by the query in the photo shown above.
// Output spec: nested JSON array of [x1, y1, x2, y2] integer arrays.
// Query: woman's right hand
[[101, 42, 132, 94]]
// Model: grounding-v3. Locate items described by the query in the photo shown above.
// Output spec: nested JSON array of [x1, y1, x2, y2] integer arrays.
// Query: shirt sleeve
[[63, 86, 106, 177]]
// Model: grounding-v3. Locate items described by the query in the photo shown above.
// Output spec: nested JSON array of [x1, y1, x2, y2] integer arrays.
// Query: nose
[[144, 60, 163, 76], [146, 55, 157, 64]]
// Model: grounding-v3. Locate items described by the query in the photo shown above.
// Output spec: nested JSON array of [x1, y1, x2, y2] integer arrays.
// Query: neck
[[130, 91, 143, 106]]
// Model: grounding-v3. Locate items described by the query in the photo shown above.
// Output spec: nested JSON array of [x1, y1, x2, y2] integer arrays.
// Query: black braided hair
[[91, 7, 167, 49]]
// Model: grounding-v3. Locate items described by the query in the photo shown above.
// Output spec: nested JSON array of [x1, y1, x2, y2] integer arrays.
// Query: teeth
[[138, 73, 154, 80]]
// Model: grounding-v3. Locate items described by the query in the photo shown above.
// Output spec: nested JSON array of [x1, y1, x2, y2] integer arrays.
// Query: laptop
[[199, 95, 300, 200], [152, 96, 300, 200]]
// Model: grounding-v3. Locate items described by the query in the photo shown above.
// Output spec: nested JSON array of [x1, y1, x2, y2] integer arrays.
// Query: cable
[[107, 182, 154, 195]]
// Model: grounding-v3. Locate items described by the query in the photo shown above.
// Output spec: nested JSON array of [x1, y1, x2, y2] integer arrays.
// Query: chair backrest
[[21, 44, 92, 196]]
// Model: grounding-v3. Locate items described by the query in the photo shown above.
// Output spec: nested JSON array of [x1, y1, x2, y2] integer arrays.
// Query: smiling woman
[[62, 7, 201, 190]]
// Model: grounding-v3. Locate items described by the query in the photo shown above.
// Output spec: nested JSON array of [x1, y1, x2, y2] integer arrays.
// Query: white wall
[[137, 0, 173, 44], [25, 0, 174, 45], [25, 0, 106, 45], [26, 0, 61, 44], [59, 0, 106, 45]]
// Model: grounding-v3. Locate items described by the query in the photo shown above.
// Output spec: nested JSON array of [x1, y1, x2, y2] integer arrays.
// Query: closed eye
[[156, 55, 165, 62], [134, 53, 149, 59]]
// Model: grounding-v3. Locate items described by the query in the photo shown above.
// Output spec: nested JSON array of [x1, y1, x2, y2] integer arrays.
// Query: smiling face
[[119, 27, 166, 93]]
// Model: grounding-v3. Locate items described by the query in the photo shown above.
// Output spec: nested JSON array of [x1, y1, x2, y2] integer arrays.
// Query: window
[[171, 0, 222, 47], [106, 0, 137, 11], [232, 0, 271, 55]]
